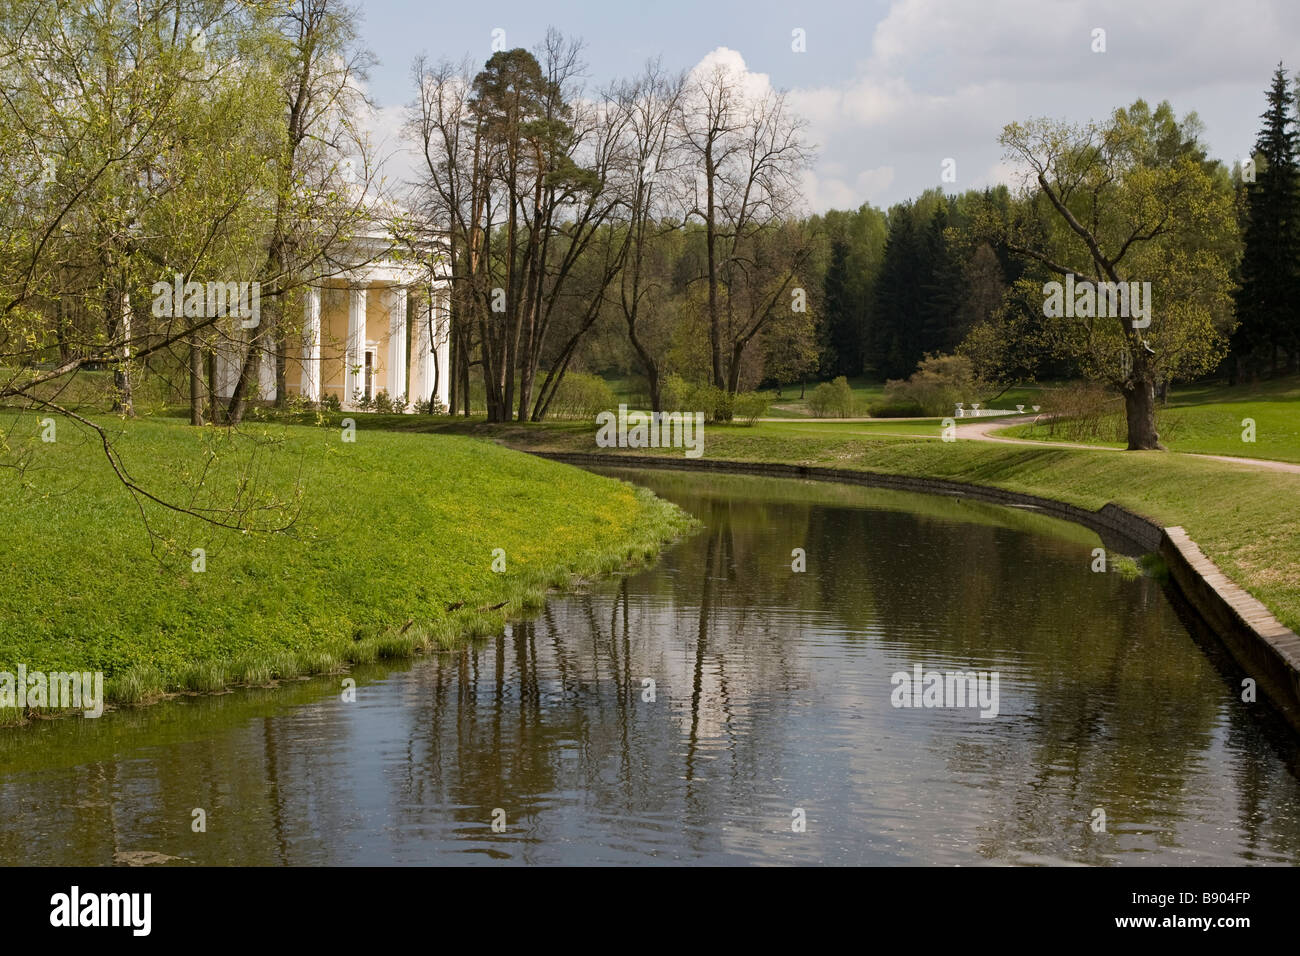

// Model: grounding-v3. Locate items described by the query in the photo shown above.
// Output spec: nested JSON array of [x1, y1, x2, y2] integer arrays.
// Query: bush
[[807, 382, 835, 417], [411, 396, 448, 415], [660, 374, 736, 423], [322, 393, 342, 412], [548, 372, 618, 420], [808, 376, 856, 418], [882, 353, 977, 416], [731, 391, 770, 425]]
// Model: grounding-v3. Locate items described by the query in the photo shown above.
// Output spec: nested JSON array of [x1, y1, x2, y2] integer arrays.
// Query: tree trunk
[[428, 337, 441, 414], [705, 150, 723, 390], [448, 321, 458, 414], [225, 332, 260, 426], [206, 350, 219, 423], [275, 330, 289, 409], [1121, 377, 1163, 450], [461, 345, 471, 416]]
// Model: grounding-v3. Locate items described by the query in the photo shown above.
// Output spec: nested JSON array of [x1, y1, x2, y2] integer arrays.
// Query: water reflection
[[1, 470, 1298, 865]]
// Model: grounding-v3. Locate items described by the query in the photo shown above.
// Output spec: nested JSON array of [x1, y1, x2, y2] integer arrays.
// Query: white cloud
[[744, 0, 1300, 209]]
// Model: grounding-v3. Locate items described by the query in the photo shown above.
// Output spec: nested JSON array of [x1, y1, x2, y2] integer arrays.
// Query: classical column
[[386, 286, 408, 404], [258, 342, 276, 401], [301, 285, 321, 402], [346, 285, 367, 405], [215, 326, 240, 400]]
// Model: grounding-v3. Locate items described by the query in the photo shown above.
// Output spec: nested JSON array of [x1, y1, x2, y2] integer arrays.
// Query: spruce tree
[[1234, 64, 1300, 375], [822, 239, 861, 377]]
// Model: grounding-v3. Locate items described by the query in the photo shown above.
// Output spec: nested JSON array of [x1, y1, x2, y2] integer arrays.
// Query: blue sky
[[355, 0, 1300, 211]]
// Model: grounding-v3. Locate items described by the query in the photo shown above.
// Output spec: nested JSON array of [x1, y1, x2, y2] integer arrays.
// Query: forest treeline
[[2, 0, 1296, 451]]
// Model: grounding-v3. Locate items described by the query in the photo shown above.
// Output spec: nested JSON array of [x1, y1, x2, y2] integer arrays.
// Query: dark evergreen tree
[[822, 239, 862, 377], [868, 205, 924, 379], [918, 203, 967, 355], [1234, 64, 1300, 375]]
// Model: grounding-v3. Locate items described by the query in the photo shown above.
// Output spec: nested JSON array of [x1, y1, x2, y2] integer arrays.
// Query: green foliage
[[996, 100, 1239, 391], [808, 376, 857, 417], [411, 396, 448, 415], [661, 374, 734, 423], [548, 372, 618, 420], [883, 353, 978, 416], [731, 391, 771, 425]]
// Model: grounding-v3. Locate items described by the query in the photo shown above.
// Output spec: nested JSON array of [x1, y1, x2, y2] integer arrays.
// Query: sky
[[353, 0, 1300, 212]]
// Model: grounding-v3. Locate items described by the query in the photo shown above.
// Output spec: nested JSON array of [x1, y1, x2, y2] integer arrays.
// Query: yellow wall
[[284, 283, 403, 403]]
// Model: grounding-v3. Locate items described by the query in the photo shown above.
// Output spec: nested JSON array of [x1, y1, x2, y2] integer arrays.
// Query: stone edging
[[529, 450, 1300, 734]]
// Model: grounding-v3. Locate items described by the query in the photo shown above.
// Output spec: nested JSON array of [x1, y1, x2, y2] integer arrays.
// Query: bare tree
[[676, 57, 813, 397]]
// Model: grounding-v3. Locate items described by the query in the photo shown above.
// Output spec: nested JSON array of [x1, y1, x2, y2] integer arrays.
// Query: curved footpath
[[956, 414, 1300, 473], [529, 449, 1300, 736]]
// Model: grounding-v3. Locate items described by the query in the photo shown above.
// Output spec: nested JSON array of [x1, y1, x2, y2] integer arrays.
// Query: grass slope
[[0, 413, 692, 715]]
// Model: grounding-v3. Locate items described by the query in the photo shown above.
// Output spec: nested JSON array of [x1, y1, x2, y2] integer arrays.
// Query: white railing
[[954, 402, 1041, 418]]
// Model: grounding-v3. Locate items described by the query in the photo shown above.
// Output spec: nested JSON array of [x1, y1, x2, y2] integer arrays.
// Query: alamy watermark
[[1043, 273, 1151, 329], [890, 664, 1000, 718], [50, 886, 150, 936], [151, 273, 260, 328], [595, 405, 705, 458], [0, 666, 104, 718]]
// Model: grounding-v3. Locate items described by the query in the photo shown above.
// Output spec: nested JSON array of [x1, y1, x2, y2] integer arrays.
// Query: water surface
[[2, 469, 1298, 865]]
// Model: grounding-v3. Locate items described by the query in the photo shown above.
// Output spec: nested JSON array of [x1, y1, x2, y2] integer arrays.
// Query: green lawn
[[0, 412, 691, 713], [998, 376, 1300, 463]]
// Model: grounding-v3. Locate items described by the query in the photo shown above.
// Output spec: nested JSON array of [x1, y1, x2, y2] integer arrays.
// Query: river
[[2, 468, 1298, 865]]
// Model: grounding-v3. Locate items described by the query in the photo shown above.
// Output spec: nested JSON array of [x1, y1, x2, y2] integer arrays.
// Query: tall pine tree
[[1234, 64, 1300, 376], [822, 239, 862, 377]]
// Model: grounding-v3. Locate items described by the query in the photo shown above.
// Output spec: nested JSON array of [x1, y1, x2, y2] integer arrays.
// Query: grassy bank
[[0, 412, 693, 721], [997, 375, 1300, 463], [408, 417, 1299, 633]]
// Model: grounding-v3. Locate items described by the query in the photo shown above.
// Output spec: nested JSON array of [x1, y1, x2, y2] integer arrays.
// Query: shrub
[[373, 390, 394, 414], [808, 376, 856, 417], [732, 391, 770, 425], [548, 372, 618, 420], [882, 353, 978, 416], [411, 396, 448, 415], [322, 393, 342, 412], [660, 375, 734, 422], [807, 382, 835, 417]]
